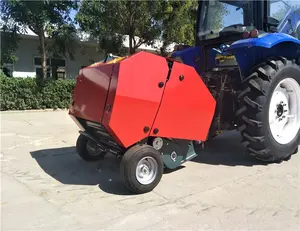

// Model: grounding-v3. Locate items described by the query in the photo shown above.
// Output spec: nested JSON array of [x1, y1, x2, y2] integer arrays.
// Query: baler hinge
[[165, 59, 174, 82]]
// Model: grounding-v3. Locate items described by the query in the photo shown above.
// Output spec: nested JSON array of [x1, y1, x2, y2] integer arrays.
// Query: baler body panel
[[150, 62, 216, 141], [69, 64, 114, 123], [103, 52, 169, 147], [70, 51, 216, 148]]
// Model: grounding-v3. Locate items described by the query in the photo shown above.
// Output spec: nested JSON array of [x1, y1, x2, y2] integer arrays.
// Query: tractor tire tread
[[238, 87, 251, 101], [244, 96, 263, 110], [257, 67, 271, 80], [236, 106, 247, 117], [242, 115, 263, 128], [248, 78, 264, 94], [266, 59, 278, 70]]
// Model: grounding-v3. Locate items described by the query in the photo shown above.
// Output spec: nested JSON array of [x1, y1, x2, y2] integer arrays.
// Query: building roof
[[17, 26, 176, 53]]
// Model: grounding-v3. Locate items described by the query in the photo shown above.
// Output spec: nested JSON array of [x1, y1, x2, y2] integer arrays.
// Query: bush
[[0, 74, 76, 111]]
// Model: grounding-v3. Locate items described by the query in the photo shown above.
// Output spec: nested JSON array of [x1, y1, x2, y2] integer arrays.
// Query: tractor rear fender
[[228, 33, 300, 81]]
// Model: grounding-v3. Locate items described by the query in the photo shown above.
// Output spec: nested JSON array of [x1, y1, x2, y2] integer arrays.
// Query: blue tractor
[[172, 0, 300, 162]]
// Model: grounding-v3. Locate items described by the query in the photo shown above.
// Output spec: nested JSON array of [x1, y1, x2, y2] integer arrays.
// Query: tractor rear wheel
[[120, 144, 163, 194], [237, 57, 300, 162]]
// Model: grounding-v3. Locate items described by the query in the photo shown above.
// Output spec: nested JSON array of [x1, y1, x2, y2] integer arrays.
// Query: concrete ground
[[1, 110, 300, 231]]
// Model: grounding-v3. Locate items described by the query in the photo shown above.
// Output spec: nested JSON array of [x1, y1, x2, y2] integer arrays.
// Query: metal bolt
[[143, 126, 149, 133], [179, 75, 184, 81], [158, 82, 164, 88], [153, 128, 159, 134]]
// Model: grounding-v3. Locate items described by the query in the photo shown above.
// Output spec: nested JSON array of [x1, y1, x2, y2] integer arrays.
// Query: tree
[[157, 1, 199, 55], [0, 20, 21, 68], [1, 0, 78, 80], [77, 0, 200, 56], [76, 0, 167, 55]]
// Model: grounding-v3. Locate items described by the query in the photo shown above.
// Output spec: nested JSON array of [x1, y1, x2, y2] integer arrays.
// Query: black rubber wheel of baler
[[120, 144, 163, 194], [236, 57, 300, 162], [76, 134, 106, 161]]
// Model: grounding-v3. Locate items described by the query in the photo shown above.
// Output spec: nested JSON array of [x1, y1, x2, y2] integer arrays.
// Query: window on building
[[35, 67, 51, 79], [34, 57, 66, 79]]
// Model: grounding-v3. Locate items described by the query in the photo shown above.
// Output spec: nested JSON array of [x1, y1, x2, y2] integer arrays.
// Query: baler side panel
[[151, 62, 216, 141], [103, 51, 170, 148], [102, 63, 120, 124], [69, 64, 114, 123], [102, 63, 123, 146]]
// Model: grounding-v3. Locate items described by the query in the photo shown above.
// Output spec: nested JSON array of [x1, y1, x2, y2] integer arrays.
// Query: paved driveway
[[1, 111, 300, 230]]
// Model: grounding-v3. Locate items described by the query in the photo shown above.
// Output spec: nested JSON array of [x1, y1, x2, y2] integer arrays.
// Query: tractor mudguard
[[171, 46, 203, 75], [69, 51, 216, 148], [228, 33, 300, 79], [230, 33, 300, 49]]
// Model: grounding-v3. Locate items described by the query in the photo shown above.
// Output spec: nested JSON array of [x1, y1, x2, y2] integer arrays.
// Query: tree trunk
[[160, 41, 171, 57], [129, 35, 135, 54], [38, 31, 47, 80]]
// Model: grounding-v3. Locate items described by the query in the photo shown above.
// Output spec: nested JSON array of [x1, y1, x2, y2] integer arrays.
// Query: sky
[[69, 9, 77, 21]]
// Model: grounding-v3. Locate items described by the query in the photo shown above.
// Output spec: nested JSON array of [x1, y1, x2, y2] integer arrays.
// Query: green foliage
[[47, 23, 79, 61], [1, 0, 78, 31], [1, 0, 78, 80], [158, 0, 199, 55], [0, 74, 75, 111], [77, 0, 195, 55], [0, 22, 21, 65]]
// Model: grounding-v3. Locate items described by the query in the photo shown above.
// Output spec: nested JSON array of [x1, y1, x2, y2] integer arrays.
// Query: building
[[3, 29, 175, 79]]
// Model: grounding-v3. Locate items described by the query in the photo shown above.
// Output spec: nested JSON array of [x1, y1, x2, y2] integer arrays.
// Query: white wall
[[11, 36, 105, 79], [66, 44, 105, 79], [13, 38, 40, 78]]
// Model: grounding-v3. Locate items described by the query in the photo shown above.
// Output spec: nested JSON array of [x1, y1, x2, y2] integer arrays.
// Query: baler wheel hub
[[136, 157, 158, 185]]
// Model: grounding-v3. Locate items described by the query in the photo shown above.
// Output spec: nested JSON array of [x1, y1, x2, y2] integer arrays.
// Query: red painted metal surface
[[103, 51, 169, 147], [150, 61, 216, 141], [69, 64, 114, 123]]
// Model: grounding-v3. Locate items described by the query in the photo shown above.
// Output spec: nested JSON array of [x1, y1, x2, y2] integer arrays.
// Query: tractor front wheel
[[120, 144, 163, 194], [237, 57, 300, 162]]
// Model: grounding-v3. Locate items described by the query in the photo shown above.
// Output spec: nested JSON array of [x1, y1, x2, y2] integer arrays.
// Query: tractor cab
[[193, 0, 300, 72], [196, 0, 299, 42]]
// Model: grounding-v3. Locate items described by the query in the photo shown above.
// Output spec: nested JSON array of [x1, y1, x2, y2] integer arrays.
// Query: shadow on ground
[[30, 147, 132, 195], [192, 131, 267, 166], [30, 131, 266, 195]]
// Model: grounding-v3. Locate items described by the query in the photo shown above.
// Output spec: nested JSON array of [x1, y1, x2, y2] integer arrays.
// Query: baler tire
[[76, 134, 106, 161], [120, 144, 163, 194], [237, 57, 300, 162]]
